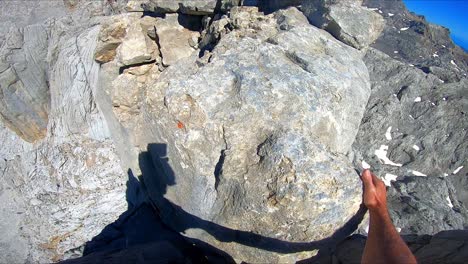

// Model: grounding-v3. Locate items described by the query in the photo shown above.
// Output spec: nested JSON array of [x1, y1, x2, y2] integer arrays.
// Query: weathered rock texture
[[0, 0, 467, 263], [302, 0, 385, 49], [140, 7, 369, 262]]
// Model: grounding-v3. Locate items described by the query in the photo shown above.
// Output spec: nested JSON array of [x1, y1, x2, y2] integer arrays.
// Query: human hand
[[360, 169, 388, 216]]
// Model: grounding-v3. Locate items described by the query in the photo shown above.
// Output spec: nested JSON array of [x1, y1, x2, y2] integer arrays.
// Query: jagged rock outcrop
[[302, 0, 385, 49]]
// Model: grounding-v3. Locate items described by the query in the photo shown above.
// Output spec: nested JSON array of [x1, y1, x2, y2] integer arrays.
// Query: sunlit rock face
[[0, 0, 467, 263]]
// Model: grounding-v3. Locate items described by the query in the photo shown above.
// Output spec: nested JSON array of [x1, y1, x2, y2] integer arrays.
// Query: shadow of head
[[138, 143, 175, 197]]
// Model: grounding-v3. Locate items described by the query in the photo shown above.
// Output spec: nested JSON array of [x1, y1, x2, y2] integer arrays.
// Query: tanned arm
[[361, 169, 417, 264]]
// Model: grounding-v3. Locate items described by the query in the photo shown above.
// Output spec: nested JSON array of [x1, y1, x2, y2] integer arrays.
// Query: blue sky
[[403, 0, 468, 51]]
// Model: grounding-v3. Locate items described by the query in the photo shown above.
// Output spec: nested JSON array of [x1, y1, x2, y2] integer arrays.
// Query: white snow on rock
[[378, 10, 383, 14], [393, 50, 399, 53], [385, 126, 392, 140], [374, 145, 403, 167], [446, 196, 454, 208], [388, 13, 394, 17], [412, 170, 427, 177], [382, 173, 398, 187], [396, 227, 402, 233], [453, 166, 464, 174], [400, 27, 409, 31], [412, 145, 420, 151], [444, 173, 449, 177], [442, 97, 447, 101], [362, 160, 371, 169], [432, 53, 439, 57], [414, 97, 421, 102], [450, 60, 457, 66]]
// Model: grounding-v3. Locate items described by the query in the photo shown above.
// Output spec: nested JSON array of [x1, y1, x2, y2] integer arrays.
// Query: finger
[[361, 169, 375, 190], [370, 171, 381, 186]]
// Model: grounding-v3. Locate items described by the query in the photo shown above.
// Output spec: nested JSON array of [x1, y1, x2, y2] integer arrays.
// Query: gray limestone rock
[[141, 7, 370, 262], [0, 24, 50, 142], [387, 176, 467, 235], [362, 0, 468, 80], [154, 14, 200, 66], [0, 0, 467, 263], [302, 0, 384, 49], [352, 48, 468, 227]]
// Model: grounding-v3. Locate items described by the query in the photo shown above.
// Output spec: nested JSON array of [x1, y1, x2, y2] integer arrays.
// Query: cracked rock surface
[[0, 0, 466, 263]]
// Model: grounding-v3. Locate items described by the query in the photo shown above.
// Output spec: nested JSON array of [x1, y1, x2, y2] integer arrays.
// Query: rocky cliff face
[[0, 0, 466, 263]]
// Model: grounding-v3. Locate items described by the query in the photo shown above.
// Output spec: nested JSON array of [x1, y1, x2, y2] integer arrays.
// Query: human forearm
[[360, 170, 417, 264], [364, 207, 416, 264]]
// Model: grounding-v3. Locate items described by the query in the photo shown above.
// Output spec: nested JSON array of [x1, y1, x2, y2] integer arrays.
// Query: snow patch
[[412, 145, 420, 151], [450, 60, 457, 66], [382, 173, 398, 187], [362, 160, 371, 169], [374, 145, 402, 167], [414, 97, 421, 102], [442, 97, 447, 101], [378, 10, 383, 14], [412, 170, 427, 177], [443, 173, 449, 177], [385, 126, 392, 140], [396, 227, 402, 233], [388, 13, 394, 17], [393, 50, 399, 54], [446, 196, 454, 208], [400, 27, 409, 31], [453, 166, 464, 174], [432, 53, 439, 57]]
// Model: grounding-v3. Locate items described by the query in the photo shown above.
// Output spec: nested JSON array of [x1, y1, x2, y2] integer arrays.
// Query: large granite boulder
[[302, 0, 385, 49], [140, 7, 370, 262]]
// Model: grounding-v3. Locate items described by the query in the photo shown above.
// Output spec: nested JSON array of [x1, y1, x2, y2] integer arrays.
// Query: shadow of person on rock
[[68, 143, 367, 263], [138, 143, 368, 260]]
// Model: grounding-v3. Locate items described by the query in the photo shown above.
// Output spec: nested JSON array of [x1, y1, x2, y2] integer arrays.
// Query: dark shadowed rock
[[387, 176, 467, 235], [362, 0, 468, 81], [325, 230, 468, 264]]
